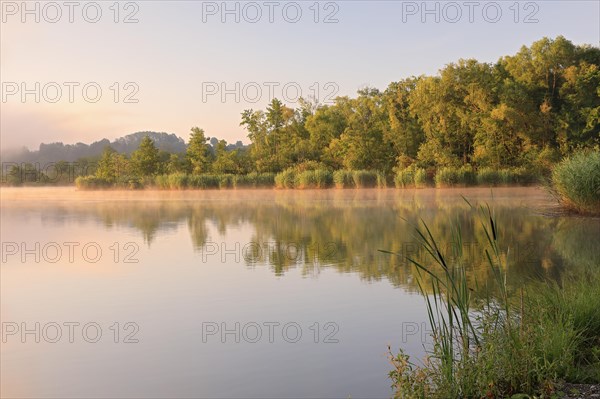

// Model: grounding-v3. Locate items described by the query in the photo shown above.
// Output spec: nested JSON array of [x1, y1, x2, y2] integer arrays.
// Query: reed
[[384, 200, 600, 397], [551, 150, 600, 215]]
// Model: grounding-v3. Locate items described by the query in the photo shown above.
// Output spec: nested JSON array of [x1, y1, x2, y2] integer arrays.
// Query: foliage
[[186, 127, 212, 174], [130, 135, 160, 177], [13, 36, 597, 190]]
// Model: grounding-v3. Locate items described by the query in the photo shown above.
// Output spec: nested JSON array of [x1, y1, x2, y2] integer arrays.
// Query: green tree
[[383, 78, 425, 168], [305, 100, 348, 168], [166, 153, 185, 174], [329, 89, 397, 172], [96, 146, 118, 182], [186, 127, 212, 174], [241, 99, 306, 172], [411, 60, 496, 167], [131, 136, 160, 177], [212, 140, 239, 174]]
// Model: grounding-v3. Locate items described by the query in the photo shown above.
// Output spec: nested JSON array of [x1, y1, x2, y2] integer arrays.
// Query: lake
[[1, 187, 598, 398]]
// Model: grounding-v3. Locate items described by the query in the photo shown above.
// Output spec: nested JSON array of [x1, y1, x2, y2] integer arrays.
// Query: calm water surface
[[1, 187, 598, 398]]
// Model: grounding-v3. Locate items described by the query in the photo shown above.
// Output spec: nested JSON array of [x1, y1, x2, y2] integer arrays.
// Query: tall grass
[[76, 175, 142, 189], [376, 171, 389, 188], [395, 166, 428, 188], [414, 168, 428, 188], [75, 176, 113, 189], [152, 173, 275, 189], [475, 167, 502, 186], [434, 166, 475, 187], [233, 172, 275, 188], [395, 167, 416, 188], [551, 150, 600, 215], [333, 170, 378, 188], [274, 168, 297, 189], [296, 169, 334, 189], [384, 201, 600, 398], [188, 174, 220, 189], [333, 170, 355, 188], [476, 167, 538, 186], [352, 170, 379, 188], [168, 173, 189, 189]]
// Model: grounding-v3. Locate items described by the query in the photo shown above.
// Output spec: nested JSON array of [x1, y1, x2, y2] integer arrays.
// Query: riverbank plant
[[551, 149, 600, 215], [333, 170, 354, 188], [275, 168, 298, 189], [150, 173, 275, 189], [395, 166, 428, 188], [384, 202, 600, 398], [233, 173, 275, 188], [296, 169, 334, 189], [75, 166, 543, 191], [434, 166, 476, 187], [352, 170, 379, 188]]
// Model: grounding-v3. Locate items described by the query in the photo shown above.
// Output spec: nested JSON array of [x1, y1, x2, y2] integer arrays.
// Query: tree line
[[3, 36, 598, 186], [239, 36, 598, 175]]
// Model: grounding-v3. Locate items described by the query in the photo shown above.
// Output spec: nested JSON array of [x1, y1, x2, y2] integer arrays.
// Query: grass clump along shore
[[384, 203, 600, 398], [551, 150, 600, 216]]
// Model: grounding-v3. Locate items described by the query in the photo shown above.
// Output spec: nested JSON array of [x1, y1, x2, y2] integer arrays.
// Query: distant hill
[[111, 132, 187, 154], [1, 132, 188, 164]]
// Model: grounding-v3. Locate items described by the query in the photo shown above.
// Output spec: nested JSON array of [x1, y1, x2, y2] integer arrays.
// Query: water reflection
[[2, 187, 599, 398], [3, 187, 597, 292]]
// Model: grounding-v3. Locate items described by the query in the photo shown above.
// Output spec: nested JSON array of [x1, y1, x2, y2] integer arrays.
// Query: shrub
[[124, 177, 143, 189], [188, 174, 220, 189], [395, 167, 416, 188], [535, 145, 561, 175], [434, 166, 475, 187], [333, 170, 355, 188], [476, 167, 501, 186], [232, 175, 250, 188], [435, 167, 456, 187], [296, 170, 316, 189], [396, 166, 429, 188], [376, 171, 388, 188], [218, 174, 233, 189], [493, 167, 537, 185], [498, 168, 516, 185], [277, 169, 333, 189], [514, 167, 537, 185], [275, 168, 297, 189], [352, 170, 378, 188], [168, 173, 189, 189], [233, 173, 275, 188], [552, 150, 600, 215], [254, 173, 276, 188], [75, 176, 112, 189], [414, 168, 428, 188], [313, 169, 334, 188], [154, 174, 169, 189]]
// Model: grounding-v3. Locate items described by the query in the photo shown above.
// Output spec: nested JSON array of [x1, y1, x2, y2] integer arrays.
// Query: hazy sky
[[1, 0, 599, 150]]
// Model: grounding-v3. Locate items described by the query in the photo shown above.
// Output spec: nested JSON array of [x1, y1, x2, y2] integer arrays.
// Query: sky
[[1, 0, 599, 151]]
